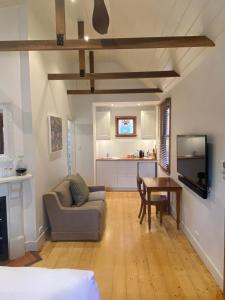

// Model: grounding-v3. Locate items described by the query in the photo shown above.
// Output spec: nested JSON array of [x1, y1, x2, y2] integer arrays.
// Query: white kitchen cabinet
[[96, 161, 117, 188], [117, 161, 137, 189], [96, 111, 111, 140], [138, 162, 157, 177], [96, 160, 157, 190], [141, 109, 156, 139]]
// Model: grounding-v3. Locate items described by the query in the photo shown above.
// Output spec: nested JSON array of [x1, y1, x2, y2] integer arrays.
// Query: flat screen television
[[177, 135, 208, 199]]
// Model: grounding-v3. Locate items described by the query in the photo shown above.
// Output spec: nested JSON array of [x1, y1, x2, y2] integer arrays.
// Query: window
[[115, 116, 137, 137], [159, 98, 171, 174]]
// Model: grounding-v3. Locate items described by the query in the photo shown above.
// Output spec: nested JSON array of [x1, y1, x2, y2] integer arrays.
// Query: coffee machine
[[138, 150, 144, 158]]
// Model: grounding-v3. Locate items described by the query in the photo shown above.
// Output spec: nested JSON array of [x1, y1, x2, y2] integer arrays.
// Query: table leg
[[176, 190, 181, 229], [167, 191, 171, 214], [148, 191, 151, 230]]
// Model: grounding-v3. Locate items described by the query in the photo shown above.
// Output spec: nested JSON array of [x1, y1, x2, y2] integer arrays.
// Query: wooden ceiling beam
[[0, 36, 214, 52], [48, 70, 180, 80], [78, 21, 85, 77], [67, 88, 163, 95], [89, 51, 95, 92], [55, 0, 66, 45]]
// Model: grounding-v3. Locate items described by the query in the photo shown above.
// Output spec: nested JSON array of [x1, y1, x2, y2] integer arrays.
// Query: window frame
[[115, 116, 137, 138], [159, 98, 171, 175]]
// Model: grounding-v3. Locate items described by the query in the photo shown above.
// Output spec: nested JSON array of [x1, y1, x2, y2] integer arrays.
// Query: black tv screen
[[177, 135, 208, 192]]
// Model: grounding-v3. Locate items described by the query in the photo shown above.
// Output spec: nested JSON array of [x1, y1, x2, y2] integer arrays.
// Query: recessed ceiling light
[[111, 104, 114, 107], [138, 103, 141, 106], [84, 36, 89, 42], [71, 0, 76, 3]]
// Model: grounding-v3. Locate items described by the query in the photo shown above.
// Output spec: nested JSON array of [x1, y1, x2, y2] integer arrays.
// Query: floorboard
[[34, 192, 224, 300]]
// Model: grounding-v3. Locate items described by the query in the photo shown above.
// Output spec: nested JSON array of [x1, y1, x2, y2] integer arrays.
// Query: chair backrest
[[137, 176, 146, 202]]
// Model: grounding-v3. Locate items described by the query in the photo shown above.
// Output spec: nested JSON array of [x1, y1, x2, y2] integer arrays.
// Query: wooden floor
[[35, 192, 223, 300]]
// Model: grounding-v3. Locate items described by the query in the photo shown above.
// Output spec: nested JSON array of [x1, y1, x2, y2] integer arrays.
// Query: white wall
[[0, 4, 38, 249], [71, 61, 159, 184], [0, 5, 26, 159], [163, 36, 225, 288], [27, 2, 75, 244], [96, 106, 156, 158], [0, 2, 76, 250]]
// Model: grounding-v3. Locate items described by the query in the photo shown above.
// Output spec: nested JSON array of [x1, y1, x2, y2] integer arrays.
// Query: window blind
[[159, 98, 171, 174]]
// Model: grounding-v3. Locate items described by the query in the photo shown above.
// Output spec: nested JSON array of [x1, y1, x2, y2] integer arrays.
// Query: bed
[[0, 267, 100, 300]]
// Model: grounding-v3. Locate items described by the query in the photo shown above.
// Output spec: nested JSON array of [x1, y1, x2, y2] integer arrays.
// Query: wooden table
[[143, 177, 182, 229]]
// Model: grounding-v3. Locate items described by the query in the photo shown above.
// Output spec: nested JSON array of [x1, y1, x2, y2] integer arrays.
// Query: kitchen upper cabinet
[[96, 111, 111, 140], [141, 109, 156, 139]]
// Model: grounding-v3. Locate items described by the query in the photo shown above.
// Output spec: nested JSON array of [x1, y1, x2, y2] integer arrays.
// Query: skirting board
[[170, 206, 223, 290], [181, 221, 223, 290], [25, 227, 48, 252]]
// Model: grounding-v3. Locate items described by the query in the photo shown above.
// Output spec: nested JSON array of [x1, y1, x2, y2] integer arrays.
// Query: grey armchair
[[43, 178, 106, 241]]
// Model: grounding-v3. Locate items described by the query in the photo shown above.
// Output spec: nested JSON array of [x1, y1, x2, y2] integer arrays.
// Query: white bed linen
[[0, 267, 100, 300]]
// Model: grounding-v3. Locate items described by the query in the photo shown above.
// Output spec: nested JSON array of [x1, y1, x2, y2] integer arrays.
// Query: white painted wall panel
[[162, 35, 225, 288]]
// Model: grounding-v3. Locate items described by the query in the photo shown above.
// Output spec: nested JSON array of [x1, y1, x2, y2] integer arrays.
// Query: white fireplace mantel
[[0, 174, 32, 184], [0, 174, 33, 259]]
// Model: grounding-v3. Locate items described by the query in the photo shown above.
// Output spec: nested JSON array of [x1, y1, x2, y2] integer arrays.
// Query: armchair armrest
[[89, 186, 105, 192]]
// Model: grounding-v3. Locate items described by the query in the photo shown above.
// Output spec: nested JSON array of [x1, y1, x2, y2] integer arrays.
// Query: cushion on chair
[[88, 191, 106, 202], [70, 174, 89, 207], [54, 180, 73, 207], [151, 194, 167, 202]]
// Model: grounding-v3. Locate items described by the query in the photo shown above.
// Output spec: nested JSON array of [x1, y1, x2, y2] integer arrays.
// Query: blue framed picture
[[115, 116, 137, 137]]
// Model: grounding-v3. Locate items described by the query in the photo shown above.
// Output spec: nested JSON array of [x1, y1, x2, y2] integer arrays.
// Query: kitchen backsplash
[[96, 139, 156, 158]]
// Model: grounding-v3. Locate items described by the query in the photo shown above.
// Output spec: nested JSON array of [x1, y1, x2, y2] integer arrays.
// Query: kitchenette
[[94, 103, 158, 190]]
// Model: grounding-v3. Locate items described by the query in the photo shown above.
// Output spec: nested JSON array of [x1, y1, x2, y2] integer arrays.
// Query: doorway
[[67, 120, 75, 176]]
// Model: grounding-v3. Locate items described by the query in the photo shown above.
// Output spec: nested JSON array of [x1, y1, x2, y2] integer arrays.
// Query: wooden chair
[[137, 176, 169, 228]]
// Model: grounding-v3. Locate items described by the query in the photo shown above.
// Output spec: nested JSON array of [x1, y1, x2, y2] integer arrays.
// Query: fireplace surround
[[0, 196, 8, 260]]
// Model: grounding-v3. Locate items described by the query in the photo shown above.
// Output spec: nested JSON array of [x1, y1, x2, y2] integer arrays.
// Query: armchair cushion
[[70, 174, 89, 207], [88, 191, 106, 202], [54, 181, 73, 207], [89, 186, 105, 192]]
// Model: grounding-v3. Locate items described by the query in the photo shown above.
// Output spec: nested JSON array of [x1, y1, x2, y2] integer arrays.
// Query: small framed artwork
[[115, 116, 137, 137], [48, 114, 63, 153]]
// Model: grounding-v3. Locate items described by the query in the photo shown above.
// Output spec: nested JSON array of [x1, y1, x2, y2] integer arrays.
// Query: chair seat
[[137, 176, 170, 229], [150, 194, 167, 203]]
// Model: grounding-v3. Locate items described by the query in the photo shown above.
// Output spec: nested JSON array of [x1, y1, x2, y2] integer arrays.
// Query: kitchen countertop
[[96, 157, 157, 162]]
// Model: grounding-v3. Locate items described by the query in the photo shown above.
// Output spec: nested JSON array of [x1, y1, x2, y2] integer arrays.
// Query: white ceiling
[[3, 0, 225, 95]]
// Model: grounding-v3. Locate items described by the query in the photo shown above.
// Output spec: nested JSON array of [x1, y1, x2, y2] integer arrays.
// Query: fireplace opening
[[0, 196, 8, 260]]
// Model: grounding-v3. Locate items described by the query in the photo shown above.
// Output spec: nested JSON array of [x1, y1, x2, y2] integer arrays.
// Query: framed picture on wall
[[48, 114, 63, 153], [115, 116, 137, 137]]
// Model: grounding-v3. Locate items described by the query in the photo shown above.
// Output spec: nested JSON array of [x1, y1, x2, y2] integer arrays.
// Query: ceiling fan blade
[[92, 0, 109, 34]]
